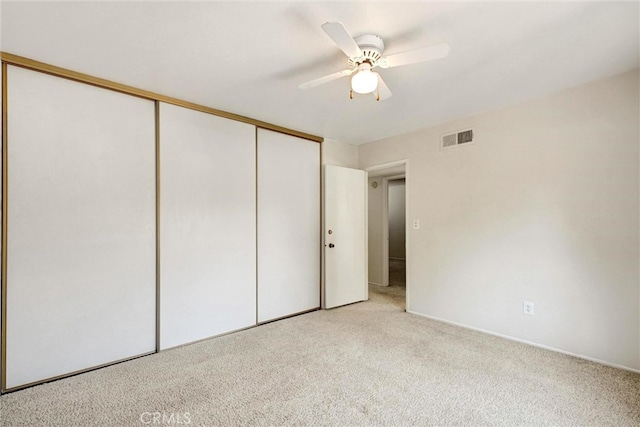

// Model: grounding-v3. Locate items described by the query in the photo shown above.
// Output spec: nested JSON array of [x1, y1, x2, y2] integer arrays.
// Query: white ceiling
[[1, 1, 638, 145]]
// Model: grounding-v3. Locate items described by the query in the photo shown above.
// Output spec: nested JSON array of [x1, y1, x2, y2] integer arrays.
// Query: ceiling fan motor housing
[[349, 34, 385, 66]]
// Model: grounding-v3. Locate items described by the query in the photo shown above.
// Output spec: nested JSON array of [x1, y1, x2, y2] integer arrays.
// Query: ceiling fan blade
[[379, 43, 450, 69], [321, 22, 363, 58], [374, 73, 392, 101], [299, 69, 355, 90]]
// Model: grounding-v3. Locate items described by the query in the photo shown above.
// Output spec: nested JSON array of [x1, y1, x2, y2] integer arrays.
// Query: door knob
[[328, 243, 335, 248]]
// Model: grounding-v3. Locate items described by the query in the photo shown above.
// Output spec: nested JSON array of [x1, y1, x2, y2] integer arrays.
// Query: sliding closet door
[[1, 63, 4, 391], [159, 103, 256, 350], [5, 66, 156, 390], [257, 129, 320, 322]]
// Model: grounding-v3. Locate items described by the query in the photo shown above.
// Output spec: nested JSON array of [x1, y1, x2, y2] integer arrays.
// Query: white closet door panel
[[1, 63, 4, 390], [6, 66, 156, 389], [159, 103, 256, 350], [257, 129, 320, 322]]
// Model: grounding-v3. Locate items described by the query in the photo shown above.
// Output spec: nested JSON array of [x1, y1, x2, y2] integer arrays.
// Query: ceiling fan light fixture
[[299, 22, 449, 101], [351, 64, 378, 94]]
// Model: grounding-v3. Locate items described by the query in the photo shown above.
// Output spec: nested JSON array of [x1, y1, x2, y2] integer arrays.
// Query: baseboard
[[368, 281, 386, 287], [407, 310, 640, 374]]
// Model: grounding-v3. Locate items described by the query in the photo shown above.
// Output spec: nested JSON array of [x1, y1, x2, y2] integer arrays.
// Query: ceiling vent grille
[[441, 129, 474, 149]]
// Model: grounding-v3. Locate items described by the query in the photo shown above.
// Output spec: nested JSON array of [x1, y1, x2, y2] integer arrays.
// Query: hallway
[[369, 258, 406, 310]]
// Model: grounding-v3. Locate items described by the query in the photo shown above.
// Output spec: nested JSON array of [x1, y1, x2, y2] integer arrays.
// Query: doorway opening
[[365, 161, 407, 310], [387, 178, 406, 289]]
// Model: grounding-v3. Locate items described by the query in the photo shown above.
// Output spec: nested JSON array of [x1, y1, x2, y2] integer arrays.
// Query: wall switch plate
[[523, 301, 534, 315], [413, 220, 420, 229]]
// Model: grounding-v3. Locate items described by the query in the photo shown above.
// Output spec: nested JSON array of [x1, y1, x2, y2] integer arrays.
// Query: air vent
[[442, 133, 457, 148], [441, 129, 474, 149]]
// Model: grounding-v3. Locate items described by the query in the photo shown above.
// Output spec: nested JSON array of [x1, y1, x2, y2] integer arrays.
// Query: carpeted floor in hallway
[[369, 258, 406, 310]]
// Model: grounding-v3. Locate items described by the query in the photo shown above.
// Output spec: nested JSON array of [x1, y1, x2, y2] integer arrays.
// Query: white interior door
[[324, 165, 368, 309]]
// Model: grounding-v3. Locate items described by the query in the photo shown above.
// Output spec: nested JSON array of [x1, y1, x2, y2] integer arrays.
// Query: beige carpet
[[373, 258, 407, 311], [388, 258, 406, 288], [1, 284, 639, 426]]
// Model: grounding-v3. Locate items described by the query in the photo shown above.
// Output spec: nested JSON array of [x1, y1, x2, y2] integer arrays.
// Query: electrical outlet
[[413, 220, 420, 229], [523, 301, 534, 315]]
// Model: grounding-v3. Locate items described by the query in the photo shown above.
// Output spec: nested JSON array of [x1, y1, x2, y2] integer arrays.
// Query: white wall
[[358, 70, 640, 371], [368, 177, 384, 285], [322, 138, 358, 168], [388, 179, 406, 259]]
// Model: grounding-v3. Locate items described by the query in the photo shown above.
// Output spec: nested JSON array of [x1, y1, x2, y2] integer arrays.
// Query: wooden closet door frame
[[0, 53, 322, 393]]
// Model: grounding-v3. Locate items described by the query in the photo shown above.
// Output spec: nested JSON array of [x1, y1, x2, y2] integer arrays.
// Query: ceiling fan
[[299, 22, 450, 101]]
